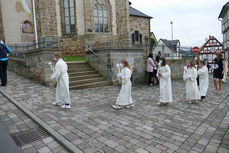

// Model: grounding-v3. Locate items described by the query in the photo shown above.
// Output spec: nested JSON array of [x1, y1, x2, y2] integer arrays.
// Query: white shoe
[[112, 105, 121, 109], [53, 102, 62, 106], [61, 105, 71, 109], [126, 104, 134, 108]]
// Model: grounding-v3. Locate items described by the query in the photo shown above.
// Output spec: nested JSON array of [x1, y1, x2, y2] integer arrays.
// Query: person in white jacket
[[183, 60, 200, 103], [157, 57, 173, 106], [51, 52, 71, 109], [113, 59, 134, 109], [197, 60, 209, 101]]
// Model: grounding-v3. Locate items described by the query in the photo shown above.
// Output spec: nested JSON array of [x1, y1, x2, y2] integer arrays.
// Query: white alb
[[116, 67, 133, 106], [54, 59, 71, 105], [157, 65, 173, 103], [183, 67, 200, 101], [198, 66, 209, 97]]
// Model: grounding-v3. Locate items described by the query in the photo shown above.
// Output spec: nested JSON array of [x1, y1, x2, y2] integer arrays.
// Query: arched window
[[94, 0, 109, 33], [63, 0, 76, 34]]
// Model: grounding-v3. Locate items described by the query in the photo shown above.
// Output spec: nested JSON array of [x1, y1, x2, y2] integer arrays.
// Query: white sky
[[130, 0, 228, 47]]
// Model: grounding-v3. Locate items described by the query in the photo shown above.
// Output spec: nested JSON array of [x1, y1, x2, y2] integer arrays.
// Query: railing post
[[15, 44, 18, 57], [44, 37, 47, 48]]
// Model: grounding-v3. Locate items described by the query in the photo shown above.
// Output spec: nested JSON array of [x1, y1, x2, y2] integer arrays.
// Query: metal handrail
[[87, 47, 113, 75], [88, 48, 112, 66]]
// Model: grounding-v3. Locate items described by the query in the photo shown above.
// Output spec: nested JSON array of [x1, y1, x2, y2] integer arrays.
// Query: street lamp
[[170, 21, 173, 41]]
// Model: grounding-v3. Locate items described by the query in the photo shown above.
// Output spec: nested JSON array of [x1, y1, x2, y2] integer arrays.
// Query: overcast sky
[[130, 0, 228, 47]]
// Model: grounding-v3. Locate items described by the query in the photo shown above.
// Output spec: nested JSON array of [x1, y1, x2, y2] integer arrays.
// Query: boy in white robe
[[51, 52, 71, 109], [198, 60, 209, 101], [113, 59, 134, 109], [157, 57, 173, 106], [183, 60, 200, 103]]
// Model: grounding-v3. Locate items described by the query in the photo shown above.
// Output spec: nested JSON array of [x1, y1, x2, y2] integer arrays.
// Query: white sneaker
[[53, 102, 62, 106], [126, 104, 134, 108], [61, 105, 71, 109], [112, 105, 121, 109]]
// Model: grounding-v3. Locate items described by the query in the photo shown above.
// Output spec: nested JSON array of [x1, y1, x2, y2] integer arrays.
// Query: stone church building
[[0, 0, 152, 56]]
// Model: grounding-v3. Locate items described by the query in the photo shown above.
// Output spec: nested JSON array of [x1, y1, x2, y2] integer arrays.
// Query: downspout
[[32, 0, 38, 48]]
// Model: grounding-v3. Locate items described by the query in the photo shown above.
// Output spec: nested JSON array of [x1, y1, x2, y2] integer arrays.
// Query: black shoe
[[1, 84, 6, 87]]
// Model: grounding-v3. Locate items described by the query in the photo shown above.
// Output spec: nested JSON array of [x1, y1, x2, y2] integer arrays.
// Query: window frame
[[93, 0, 109, 33], [132, 30, 143, 45], [61, 0, 77, 36]]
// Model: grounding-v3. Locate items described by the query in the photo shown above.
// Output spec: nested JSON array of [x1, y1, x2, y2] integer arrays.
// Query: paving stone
[[42, 137, 54, 144], [1, 71, 229, 153], [135, 148, 149, 153], [38, 147, 51, 153]]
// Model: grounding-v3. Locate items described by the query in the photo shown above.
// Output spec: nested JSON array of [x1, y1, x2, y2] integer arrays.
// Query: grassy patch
[[63, 56, 86, 62]]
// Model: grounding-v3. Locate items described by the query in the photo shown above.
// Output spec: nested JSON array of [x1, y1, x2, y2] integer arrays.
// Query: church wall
[[115, 0, 130, 41], [76, 0, 85, 35], [129, 16, 150, 44], [1, 0, 33, 44], [35, 0, 58, 37], [0, 2, 5, 41]]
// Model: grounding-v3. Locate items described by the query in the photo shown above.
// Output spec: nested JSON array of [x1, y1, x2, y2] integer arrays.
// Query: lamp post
[[170, 21, 173, 41]]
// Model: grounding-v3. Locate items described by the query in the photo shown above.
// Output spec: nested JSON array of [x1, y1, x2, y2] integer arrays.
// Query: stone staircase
[[67, 62, 111, 90]]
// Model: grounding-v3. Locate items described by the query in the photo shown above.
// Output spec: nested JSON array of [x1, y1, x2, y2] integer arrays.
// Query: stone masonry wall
[[85, 48, 148, 85], [0, 2, 4, 41], [86, 49, 189, 85], [115, 0, 130, 41], [36, 0, 58, 38], [129, 16, 150, 44]]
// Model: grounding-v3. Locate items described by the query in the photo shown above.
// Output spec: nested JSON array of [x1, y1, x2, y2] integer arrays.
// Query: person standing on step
[[157, 57, 173, 106], [0, 40, 12, 87], [183, 60, 200, 103], [113, 59, 134, 109], [197, 60, 209, 102], [51, 52, 71, 109]]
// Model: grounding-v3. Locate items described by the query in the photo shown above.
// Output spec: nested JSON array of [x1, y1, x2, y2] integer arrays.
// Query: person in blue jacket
[[0, 41, 12, 86]]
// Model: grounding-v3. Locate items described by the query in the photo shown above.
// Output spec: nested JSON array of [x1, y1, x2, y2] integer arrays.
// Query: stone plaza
[[0, 71, 228, 153]]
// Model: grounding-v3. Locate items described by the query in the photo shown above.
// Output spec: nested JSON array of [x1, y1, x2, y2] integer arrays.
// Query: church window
[[94, 0, 109, 33], [63, 0, 76, 34], [132, 31, 143, 45]]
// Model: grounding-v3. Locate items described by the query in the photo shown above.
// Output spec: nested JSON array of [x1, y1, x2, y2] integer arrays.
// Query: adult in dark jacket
[[0, 41, 12, 86]]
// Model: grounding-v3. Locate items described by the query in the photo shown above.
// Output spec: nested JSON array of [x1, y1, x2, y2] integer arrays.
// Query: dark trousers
[[148, 72, 153, 85], [0, 60, 8, 85]]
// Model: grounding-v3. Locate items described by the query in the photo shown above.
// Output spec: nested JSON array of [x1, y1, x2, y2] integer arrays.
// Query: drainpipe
[[32, 0, 38, 48]]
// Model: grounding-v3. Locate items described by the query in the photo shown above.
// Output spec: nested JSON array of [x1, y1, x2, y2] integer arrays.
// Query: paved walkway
[[0, 91, 69, 153], [0, 71, 229, 153]]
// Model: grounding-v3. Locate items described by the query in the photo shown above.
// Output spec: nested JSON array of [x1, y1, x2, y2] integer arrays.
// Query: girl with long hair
[[113, 59, 134, 109], [157, 57, 173, 106]]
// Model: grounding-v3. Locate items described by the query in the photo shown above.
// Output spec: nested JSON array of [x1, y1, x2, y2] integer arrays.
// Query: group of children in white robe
[[113, 57, 209, 109]]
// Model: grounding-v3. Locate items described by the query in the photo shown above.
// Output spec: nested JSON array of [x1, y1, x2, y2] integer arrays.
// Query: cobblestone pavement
[[0, 93, 69, 153], [0, 71, 229, 153]]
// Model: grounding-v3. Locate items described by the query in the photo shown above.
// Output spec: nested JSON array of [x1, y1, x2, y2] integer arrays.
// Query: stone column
[[35, 0, 58, 38], [83, 0, 94, 34], [0, 2, 5, 41], [115, 0, 130, 42]]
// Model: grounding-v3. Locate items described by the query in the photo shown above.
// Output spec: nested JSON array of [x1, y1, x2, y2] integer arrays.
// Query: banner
[[21, 0, 32, 16]]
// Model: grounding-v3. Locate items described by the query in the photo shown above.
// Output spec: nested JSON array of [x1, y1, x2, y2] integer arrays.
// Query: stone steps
[[69, 81, 110, 90], [69, 74, 101, 81], [67, 62, 111, 90]]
